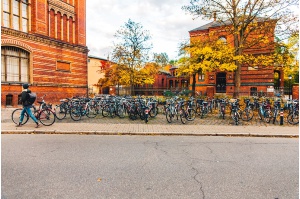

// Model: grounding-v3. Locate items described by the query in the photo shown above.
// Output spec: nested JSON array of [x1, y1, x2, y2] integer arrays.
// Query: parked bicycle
[[287, 100, 299, 125], [258, 98, 272, 123], [70, 98, 97, 121], [240, 98, 254, 121], [165, 98, 187, 124], [229, 99, 240, 125], [272, 99, 281, 124], [196, 98, 212, 119]]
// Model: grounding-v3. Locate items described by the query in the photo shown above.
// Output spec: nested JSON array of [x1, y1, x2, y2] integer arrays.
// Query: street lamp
[[288, 75, 292, 99]]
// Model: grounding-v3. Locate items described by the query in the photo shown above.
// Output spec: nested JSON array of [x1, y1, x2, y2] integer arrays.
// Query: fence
[[108, 85, 295, 99]]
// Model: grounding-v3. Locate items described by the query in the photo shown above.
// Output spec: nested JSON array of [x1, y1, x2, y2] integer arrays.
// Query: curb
[[1, 130, 298, 138]]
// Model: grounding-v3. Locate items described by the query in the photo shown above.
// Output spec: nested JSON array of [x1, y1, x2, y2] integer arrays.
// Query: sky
[[86, 0, 209, 61]]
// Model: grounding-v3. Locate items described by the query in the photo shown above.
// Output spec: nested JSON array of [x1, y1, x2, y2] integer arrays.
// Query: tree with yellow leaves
[[178, 38, 238, 95], [183, 0, 298, 97]]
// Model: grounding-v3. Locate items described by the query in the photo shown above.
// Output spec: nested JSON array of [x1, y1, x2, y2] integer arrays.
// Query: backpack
[[27, 92, 37, 105]]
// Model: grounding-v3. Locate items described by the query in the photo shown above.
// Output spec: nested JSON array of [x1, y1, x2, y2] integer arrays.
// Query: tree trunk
[[192, 73, 196, 97], [233, 31, 242, 98], [233, 64, 241, 98]]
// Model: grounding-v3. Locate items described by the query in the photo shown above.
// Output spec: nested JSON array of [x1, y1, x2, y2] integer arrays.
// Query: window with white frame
[[2, 0, 29, 32], [198, 69, 205, 81]]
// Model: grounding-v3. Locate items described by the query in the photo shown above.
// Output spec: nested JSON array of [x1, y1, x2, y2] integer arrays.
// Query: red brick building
[[134, 65, 189, 96], [1, 0, 88, 107], [189, 20, 284, 97]]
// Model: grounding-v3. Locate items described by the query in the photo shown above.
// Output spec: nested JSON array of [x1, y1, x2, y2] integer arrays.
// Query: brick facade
[[1, 0, 88, 107], [292, 84, 299, 100], [189, 20, 284, 97]]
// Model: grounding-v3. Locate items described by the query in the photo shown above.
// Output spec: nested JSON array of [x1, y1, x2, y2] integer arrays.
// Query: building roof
[[158, 69, 171, 75], [190, 17, 273, 32], [189, 20, 232, 32], [169, 65, 179, 70], [88, 55, 108, 61]]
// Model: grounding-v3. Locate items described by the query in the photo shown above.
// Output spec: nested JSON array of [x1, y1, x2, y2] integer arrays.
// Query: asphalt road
[[2, 135, 299, 199]]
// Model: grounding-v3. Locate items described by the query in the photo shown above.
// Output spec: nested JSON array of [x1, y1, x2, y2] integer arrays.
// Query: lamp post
[[288, 75, 292, 99]]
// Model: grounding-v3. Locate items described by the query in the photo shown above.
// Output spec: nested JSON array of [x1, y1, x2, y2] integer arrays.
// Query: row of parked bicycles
[[11, 94, 299, 126], [159, 96, 299, 125], [54, 95, 159, 124]]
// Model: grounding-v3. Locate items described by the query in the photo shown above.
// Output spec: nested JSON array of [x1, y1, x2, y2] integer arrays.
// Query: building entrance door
[[216, 73, 226, 93]]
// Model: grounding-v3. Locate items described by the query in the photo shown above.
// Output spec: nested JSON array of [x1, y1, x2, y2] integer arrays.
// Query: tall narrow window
[[13, 0, 20, 30], [69, 17, 73, 43], [22, 0, 28, 32], [198, 69, 205, 81], [1, 46, 30, 83], [57, 12, 62, 40], [49, 9, 55, 38], [3, 0, 10, 28], [63, 14, 68, 42]]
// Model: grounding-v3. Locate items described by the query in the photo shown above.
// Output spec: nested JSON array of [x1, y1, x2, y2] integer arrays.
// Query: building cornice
[[1, 27, 89, 53]]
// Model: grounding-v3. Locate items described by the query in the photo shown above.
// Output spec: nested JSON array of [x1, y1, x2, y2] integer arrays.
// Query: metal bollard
[[280, 108, 284, 125]]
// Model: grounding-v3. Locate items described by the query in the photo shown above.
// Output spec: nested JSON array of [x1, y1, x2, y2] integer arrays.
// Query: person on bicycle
[[16, 83, 40, 128]]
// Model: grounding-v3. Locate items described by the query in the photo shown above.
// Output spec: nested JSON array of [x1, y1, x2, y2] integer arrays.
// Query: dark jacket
[[21, 89, 32, 107]]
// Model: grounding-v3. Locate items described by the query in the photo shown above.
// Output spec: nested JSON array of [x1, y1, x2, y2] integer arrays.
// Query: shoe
[[35, 123, 40, 128], [15, 123, 22, 127]]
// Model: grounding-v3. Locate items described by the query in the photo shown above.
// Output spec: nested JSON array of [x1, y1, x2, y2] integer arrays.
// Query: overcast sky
[[86, 0, 209, 61]]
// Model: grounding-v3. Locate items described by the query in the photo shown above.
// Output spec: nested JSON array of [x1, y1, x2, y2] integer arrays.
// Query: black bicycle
[[12, 95, 56, 126]]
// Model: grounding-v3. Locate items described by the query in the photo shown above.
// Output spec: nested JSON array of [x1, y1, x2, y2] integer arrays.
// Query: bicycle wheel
[[241, 109, 254, 121], [39, 109, 56, 126], [180, 110, 187, 124], [70, 106, 82, 121], [55, 104, 67, 120], [288, 112, 299, 125], [258, 109, 263, 120], [12, 108, 29, 125], [139, 110, 145, 120], [201, 108, 207, 119], [129, 110, 137, 120], [117, 107, 125, 118], [110, 107, 116, 118], [166, 109, 173, 123], [196, 106, 202, 116], [186, 109, 196, 121], [219, 105, 226, 119], [102, 105, 109, 117], [234, 112, 239, 125], [149, 107, 158, 118], [86, 106, 97, 118], [264, 110, 271, 123], [272, 110, 280, 124]]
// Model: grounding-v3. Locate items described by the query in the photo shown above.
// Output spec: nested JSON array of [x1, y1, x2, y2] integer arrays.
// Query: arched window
[[218, 36, 227, 43], [57, 12, 62, 40], [1, 46, 29, 83], [49, 9, 56, 38], [69, 17, 74, 43], [63, 14, 68, 42]]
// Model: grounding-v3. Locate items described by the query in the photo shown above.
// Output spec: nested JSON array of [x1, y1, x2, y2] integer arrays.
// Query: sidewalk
[[1, 108, 299, 137]]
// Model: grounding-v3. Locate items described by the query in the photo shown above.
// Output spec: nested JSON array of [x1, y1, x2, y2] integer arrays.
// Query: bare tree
[[183, 0, 298, 97]]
